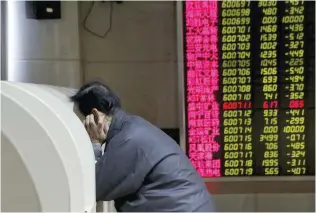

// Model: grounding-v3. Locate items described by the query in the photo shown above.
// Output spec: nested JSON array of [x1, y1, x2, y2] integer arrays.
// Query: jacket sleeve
[[92, 143, 102, 162], [95, 139, 151, 201]]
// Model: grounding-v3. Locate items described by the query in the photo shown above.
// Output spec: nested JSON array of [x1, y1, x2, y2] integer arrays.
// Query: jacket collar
[[105, 109, 128, 143]]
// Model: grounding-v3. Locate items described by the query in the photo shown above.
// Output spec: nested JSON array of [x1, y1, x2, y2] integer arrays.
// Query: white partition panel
[[1, 81, 96, 212]]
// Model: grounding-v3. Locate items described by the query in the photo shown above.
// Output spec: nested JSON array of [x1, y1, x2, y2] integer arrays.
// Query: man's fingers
[[84, 116, 89, 129], [84, 113, 106, 142], [92, 109, 100, 124], [92, 109, 105, 128], [88, 114, 96, 127], [96, 114, 106, 128]]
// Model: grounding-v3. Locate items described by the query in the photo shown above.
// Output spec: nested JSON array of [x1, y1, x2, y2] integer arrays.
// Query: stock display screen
[[183, 0, 315, 177]]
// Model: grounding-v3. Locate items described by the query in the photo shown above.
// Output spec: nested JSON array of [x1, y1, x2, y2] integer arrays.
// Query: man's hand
[[84, 109, 107, 144]]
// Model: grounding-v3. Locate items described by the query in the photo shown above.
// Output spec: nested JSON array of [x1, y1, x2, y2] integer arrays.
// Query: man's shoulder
[[114, 112, 180, 151], [109, 115, 149, 144], [121, 113, 155, 132], [124, 116, 182, 151]]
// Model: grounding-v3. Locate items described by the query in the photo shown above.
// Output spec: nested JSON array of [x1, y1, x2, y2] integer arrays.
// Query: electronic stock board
[[182, 0, 315, 177]]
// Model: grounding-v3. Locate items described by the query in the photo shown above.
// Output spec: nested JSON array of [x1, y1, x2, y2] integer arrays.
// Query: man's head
[[70, 80, 121, 117]]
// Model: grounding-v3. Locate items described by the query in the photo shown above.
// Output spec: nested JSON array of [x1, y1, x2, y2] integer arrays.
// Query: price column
[[185, 1, 221, 178], [282, 0, 306, 175], [258, 0, 280, 176], [221, 0, 253, 176]]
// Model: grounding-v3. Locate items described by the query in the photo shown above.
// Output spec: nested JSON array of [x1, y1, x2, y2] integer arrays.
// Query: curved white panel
[[16, 82, 96, 211], [1, 86, 70, 211], [1, 132, 43, 212], [1, 81, 96, 212], [32, 83, 85, 120]]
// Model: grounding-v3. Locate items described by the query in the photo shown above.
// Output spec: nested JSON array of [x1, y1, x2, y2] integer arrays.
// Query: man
[[70, 80, 214, 212]]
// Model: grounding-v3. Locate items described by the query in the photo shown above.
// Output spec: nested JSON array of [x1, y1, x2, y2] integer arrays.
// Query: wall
[[79, 1, 178, 128], [205, 179, 315, 212], [6, 1, 81, 88]]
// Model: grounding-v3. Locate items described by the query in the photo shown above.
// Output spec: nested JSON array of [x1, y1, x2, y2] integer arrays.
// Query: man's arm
[[92, 143, 102, 162], [94, 139, 151, 201]]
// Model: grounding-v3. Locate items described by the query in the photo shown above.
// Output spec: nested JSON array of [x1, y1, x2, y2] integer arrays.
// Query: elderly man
[[70, 80, 214, 212]]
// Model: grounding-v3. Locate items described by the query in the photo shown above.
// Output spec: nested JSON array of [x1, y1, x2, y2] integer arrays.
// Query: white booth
[[1, 81, 114, 212]]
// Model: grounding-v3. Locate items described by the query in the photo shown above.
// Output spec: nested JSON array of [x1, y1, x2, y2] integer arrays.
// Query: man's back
[[103, 110, 214, 212], [69, 81, 214, 211]]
